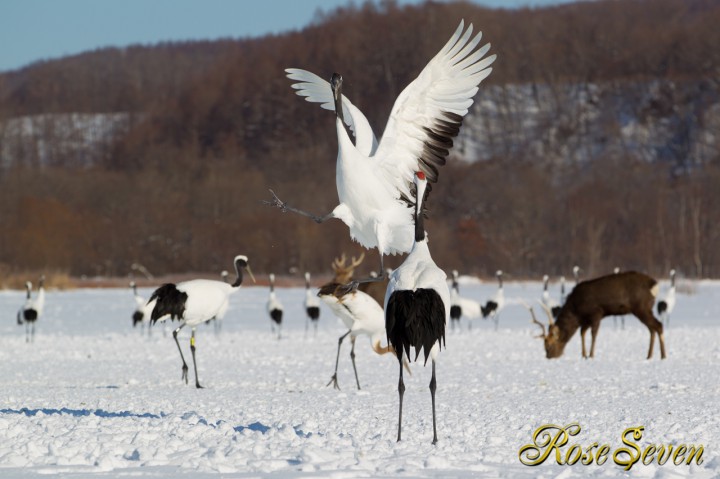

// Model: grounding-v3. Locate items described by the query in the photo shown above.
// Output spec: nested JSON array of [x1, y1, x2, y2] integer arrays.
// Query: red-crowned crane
[[17, 281, 32, 326], [266, 21, 496, 283], [318, 282, 405, 390], [19, 276, 44, 343], [541, 275, 561, 319], [130, 281, 154, 336], [267, 274, 284, 340], [304, 272, 321, 336], [449, 270, 481, 331], [385, 171, 450, 445], [481, 270, 505, 330], [146, 255, 254, 388], [657, 269, 677, 327]]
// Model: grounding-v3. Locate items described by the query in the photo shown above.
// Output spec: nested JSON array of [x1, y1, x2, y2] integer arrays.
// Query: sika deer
[[531, 271, 666, 360]]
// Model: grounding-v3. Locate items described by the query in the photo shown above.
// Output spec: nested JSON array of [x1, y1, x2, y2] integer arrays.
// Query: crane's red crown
[[416, 171, 426, 180]]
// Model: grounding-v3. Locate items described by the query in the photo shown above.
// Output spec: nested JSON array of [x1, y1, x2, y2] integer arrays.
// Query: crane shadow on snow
[[0, 407, 166, 419], [1, 407, 316, 438]]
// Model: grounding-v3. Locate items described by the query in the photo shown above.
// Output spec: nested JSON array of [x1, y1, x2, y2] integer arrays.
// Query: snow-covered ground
[[1, 278, 718, 478]]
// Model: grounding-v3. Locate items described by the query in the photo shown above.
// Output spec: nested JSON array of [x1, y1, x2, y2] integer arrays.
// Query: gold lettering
[[685, 445, 704, 465], [641, 444, 656, 465], [596, 444, 610, 465], [673, 445, 687, 465], [518, 423, 579, 466], [582, 443, 599, 465], [613, 426, 644, 471], [656, 444, 672, 465], [566, 444, 582, 465]]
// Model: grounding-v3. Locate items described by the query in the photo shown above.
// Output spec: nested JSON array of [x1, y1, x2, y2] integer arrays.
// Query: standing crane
[[385, 171, 449, 444], [303, 272, 321, 335], [267, 274, 284, 339]]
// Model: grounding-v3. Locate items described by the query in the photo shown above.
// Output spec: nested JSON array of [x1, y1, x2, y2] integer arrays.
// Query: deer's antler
[[536, 300, 555, 326], [521, 300, 547, 339], [350, 252, 365, 268]]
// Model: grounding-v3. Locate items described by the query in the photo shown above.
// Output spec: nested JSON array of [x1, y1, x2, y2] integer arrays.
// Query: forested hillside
[[1, 0, 719, 280]]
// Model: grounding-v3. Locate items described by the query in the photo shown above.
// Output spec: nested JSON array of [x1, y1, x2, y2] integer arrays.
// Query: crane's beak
[[331, 72, 343, 120], [246, 265, 256, 283]]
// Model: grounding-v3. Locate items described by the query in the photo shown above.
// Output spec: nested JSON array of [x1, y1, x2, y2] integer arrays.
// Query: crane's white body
[[319, 288, 385, 346], [146, 255, 252, 388], [148, 279, 235, 327], [449, 272, 481, 326], [386, 240, 450, 362], [304, 286, 320, 310], [658, 269, 677, 326], [303, 272, 321, 335], [286, 21, 495, 259], [266, 291, 283, 316], [19, 278, 44, 342], [17, 281, 33, 325]]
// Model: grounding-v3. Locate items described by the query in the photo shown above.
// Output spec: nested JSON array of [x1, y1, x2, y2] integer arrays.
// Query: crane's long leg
[[349, 336, 361, 390], [397, 354, 406, 442], [263, 190, 334, 224], [327, 330, 351, 390], [173, 323, 189, 384], [190, 328, 203, 389], [25, 322, 30, 343], [430, 359, 438, 445], [340, 255, 388, 294]]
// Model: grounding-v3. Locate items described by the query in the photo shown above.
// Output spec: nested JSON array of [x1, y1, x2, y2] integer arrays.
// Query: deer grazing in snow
[[530, 271, 666, 360]]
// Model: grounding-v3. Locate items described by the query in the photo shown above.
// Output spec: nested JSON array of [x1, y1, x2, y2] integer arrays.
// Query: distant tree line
[[0, 0, 719, 279]]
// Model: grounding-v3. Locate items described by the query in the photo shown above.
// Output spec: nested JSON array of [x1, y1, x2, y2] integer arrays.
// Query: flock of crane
[[12, 20, 680, 444]]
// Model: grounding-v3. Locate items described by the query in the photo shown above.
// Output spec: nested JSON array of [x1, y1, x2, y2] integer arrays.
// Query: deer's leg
[[637, 310, 665, 360], [580, 325, 589, 359], [589, 320, 601, 358]]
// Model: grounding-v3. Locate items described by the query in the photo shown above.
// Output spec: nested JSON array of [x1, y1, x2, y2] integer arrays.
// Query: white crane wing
[[286, 68, 378, 156], [373, 20, 496, 198]]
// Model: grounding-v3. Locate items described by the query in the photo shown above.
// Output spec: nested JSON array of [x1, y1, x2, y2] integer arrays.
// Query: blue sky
[[0, 0, 578, 73]]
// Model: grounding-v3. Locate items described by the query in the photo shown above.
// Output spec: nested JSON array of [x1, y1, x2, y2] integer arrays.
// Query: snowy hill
[[457, 79, 720, 170]]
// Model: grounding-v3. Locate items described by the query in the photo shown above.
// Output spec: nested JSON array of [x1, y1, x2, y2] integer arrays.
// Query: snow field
[[0, 279, 718, 478]]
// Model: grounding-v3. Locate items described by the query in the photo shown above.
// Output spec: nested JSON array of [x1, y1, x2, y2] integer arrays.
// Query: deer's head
[[331, 252, 365, 284], [528, 303, 567, 359]]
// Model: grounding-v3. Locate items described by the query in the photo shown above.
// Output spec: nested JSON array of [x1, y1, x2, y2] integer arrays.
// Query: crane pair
[[268, 20, 496, 444]]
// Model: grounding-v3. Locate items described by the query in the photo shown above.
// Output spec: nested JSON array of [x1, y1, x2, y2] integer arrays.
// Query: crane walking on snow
[[146, 255, 255, 388]]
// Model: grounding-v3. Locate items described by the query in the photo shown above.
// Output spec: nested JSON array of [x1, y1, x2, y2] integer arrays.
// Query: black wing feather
[[148, 283, 187, 324], [386, 289, 446, 365]]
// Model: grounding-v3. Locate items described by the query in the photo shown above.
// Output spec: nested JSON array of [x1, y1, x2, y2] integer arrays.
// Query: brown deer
[[530, 271, 666, 360], [331, 252, 388, 307]]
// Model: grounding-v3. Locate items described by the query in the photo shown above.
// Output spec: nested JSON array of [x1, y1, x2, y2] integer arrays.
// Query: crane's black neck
[[232, 259, 246, 288], [331, 72, 355, 146]]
